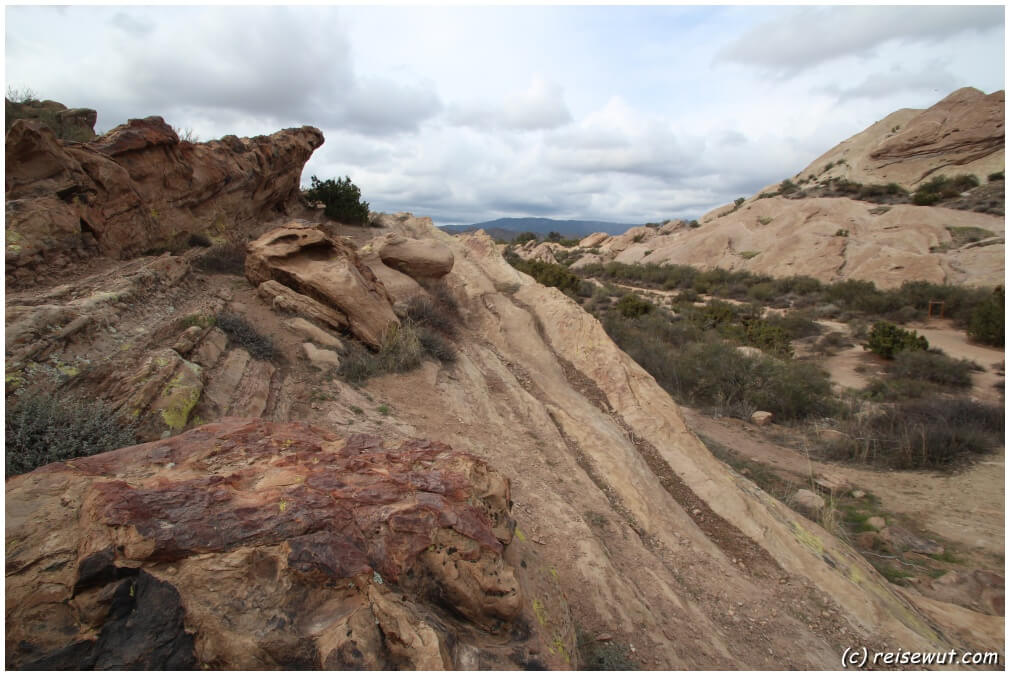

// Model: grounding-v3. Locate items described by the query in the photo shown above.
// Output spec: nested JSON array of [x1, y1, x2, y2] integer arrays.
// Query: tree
[[305, 175, 370, 225], [513, 231, 538, 244]]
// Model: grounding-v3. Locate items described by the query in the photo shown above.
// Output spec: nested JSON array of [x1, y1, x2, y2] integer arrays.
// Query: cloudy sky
[[5, 4, 1004, 225]]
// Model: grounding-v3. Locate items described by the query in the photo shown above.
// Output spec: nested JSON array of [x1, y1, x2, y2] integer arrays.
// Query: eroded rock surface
[[5, 419, 572, 669], [246, 222, 398, 348], [5, 115, 323, 268]]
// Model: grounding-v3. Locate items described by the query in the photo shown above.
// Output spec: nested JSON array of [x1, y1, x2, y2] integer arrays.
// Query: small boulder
[[866, 516, 887, 532], [793, 489, 826, 512], [750, 410, 773, 426], [377, 233, 454, 279], [302, 342, 341, 370], [284, 317, 344, 351]]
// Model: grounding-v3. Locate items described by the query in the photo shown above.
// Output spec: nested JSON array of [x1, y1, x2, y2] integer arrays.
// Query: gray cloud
[[446, 77, 572, 131], [717, 6, 1002, 76], [110, 11, 154, 36], [818, 62, 961, 101]]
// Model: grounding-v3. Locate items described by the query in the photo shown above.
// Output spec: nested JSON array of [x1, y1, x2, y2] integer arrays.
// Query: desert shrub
[[988, 171, 1004, 182], [194, 235, 247, 275], [888, 350, 974, 389], [864, 321, 928, 359], [742, 319, 794, 358], [764, 312, 822, 340], [824, 399, 1003, 469], [6, 391, 137, 476], [187, 232, 212, 247], [338, 321, 453, 383], [913, 174, 979, 205], [779, 179, 798, 195], [576, 627, 639, 670], [405, 292, 458, 337], [967, 286, 1004, 346], [616, 293, 653, 317], [216, 313, 276, 360], [505, 255, 584, 296], [814, 331, 852, 354], [513, 231, 538, 244], [305, 175, 370, 225], [417, 325, 457, 363]]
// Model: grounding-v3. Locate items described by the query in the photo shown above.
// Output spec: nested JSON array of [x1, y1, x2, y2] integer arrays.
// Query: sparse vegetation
[[215, 313, 276, 360], [912, 174, 979, 206], [304, 175, 370, 225], [6, 391, 137, 476], [576, 627, 639, 670], [338, 320, 455, 384], [967, 286, 1004, 346], [504, 252, 590, 298]]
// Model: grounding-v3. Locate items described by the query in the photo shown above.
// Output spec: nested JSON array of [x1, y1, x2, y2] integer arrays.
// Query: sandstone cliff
[[575, 88, 1005, 288]]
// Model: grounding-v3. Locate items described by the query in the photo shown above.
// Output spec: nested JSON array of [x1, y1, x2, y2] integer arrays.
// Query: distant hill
[[440, 217, 636, 241]]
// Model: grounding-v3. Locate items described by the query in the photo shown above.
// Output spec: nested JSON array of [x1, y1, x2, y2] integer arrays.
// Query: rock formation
[[245, 222, 398, 348], [571, 88, 1005, 288], [5, 115, 323, 271], [5, 419, 572, 669], [5, 97, 97, 141]]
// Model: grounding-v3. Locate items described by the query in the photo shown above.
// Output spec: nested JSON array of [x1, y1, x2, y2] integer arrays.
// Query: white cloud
[[447, 76, 572, 131]]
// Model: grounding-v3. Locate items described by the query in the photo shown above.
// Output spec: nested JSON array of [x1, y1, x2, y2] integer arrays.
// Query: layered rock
[[5, 419, 572, 669], [5, 115, 323, 266], [376, 232, 454, 279], [245, 222, 398, 348], [5, 97, 97, 141]]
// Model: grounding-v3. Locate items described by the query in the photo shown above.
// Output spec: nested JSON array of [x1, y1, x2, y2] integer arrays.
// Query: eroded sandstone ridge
[[5, 419, 573, 669], [5, 115, 323, 270]]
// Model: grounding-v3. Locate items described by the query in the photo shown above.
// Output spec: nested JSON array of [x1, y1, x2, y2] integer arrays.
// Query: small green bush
[[338, 321, 453, 383], [888, 350, 974, 389], [616, 293, 653, 317], [513, 231, 538, 244], [6, 391, 137, 476], [967, 287, 1004, 346], [864, 321, 928, 359], [305, 175, 370, 225], [988, 171, 1004, 182], [505, 254, 584, 297], [216, 313, 276, 360]]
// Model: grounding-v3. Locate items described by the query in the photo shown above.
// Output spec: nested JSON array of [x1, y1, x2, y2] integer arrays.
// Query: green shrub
[[338, 321, 451, 383], [967, 287, 1004, 346], [864, 321, 928, 359], [505, 254, 584, 296], [616, 293, 653, 317], [405, 292, 457, 337], [779, 179, 798, 195], [6, 391, 137, 476], [216, 313, 276, 360], [305, 175, 370, 225], [825, 399, 1003, 469], [888, 350, 974, 389], [417, 326, 457, 363], [913, 174, 979, 205], [988, 171, 1003, 182], [513, 231, 538, 244]]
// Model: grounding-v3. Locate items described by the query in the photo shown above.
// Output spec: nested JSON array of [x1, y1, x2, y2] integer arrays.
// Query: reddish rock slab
[[5, 419, 563, 669]]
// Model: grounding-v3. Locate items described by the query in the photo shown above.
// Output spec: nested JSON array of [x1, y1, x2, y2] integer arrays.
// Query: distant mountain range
[[440, 217, 637, 242]]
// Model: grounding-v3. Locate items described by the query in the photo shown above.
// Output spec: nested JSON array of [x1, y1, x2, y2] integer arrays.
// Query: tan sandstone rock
[[377, 233, 454, 279]]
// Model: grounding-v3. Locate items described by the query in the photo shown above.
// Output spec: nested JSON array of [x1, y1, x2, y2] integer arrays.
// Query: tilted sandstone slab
[[376, 232, 455, 279], [5, 419, 572, 669], [246, 223, 398, 348], [5, 115, 323, 265]]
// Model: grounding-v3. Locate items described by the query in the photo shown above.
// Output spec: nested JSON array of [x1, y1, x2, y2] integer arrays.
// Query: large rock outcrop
[[245, 222, 398, 348], [5, 115, 323, 266], [5, 419, 573, 669], [5, 97, 97, 141], [376, 232, 455, 279]]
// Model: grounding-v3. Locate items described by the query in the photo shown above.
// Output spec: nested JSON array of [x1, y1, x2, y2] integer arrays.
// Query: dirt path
[[682, 408, 1005, 559]]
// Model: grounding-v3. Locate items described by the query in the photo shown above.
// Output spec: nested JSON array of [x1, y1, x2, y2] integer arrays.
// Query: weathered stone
[[878, 526, 944, 556], [750, 410, 773, 426], [190, 328, 228, 368], [302, 342, 341, 370], [247, 223, 398, 348], [5, 116, 323, 262], [284, 317, 344, 351], [108, 348, 203, 440], [866, 516, 887, 532], [814, 473, 850, 494], [793, 489, 826, 512], [172, 325, 205, 355], [258, 280, 348, 332], [4, 420, 554, 669], [377, 233, 454, 279]]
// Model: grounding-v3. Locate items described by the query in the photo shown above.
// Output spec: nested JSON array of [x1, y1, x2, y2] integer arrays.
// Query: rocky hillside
[[5, 108, 1002, 668], [568, 88, 1005, 288]]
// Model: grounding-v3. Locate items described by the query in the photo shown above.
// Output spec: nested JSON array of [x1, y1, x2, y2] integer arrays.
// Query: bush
[[338, 321, 453, 383], [513, 231, 538, 244], [194, 238, 247, 275], [417, 325, 457, 363], [405, 291, 458, 337], [967, 287, 1004, 346], [888, 350, 974, 389], [6, 391, 137, 476], [824, 399, 1003, 469], [216, 313, 276, 360], [616, 293, 653, 317], [505, 254, 584, 296], [864, 321, 928, 359], [305, 175, 370, 225]]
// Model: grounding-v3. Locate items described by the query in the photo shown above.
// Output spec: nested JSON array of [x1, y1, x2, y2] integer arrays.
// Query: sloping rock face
[[5, 115, 323, 268], [245, 222, 398, 348], [5, 419, 573, 669], [580, 88, 1004, 288], [5, 97, 97, 141]]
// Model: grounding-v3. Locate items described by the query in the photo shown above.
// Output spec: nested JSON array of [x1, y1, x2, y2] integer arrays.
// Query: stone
[[258, 280, 348, 332], [866, 516, 887, 532], [284, 317, 344, 351], [107, 348, 204, 441], [4, 420, 561, 669], [878, 526, 944, 556], [816, 429, 847, 444], [851, 490, 866, 499], [736, 346, 764, 359], [6, 116, 324, 263], [172, 325, 205, 355], [579, 232, 610, 248], [246, 223, 398, 348], [302, 342, 341, 370], [793, 489, 826, 512], [750, 411, 773, 426], [190, 328, 228, 368], [814, 473, 850, 494], [377, 233, 455, 279]]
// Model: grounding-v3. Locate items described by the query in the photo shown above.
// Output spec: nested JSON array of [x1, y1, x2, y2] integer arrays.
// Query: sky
[[4, 4, 1005, 226]]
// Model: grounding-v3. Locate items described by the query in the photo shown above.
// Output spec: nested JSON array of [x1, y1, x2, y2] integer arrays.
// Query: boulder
[[377, 233, 454, 279], [4, 419, 566, 669], [750, 410, 773, 426], [284, 317, 344, 351], [106, 348, 204, 441], [793, 489, 825, 512], [5, 115, 323, 264], [866, 516, 887, 532], [246, 223, 398, 348], [358, 249, 425, 303], [258, 280, 348, 332], [302, 342, 341, 370], [915, 570, 1005, 617], [579, 232, 610, 248]]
